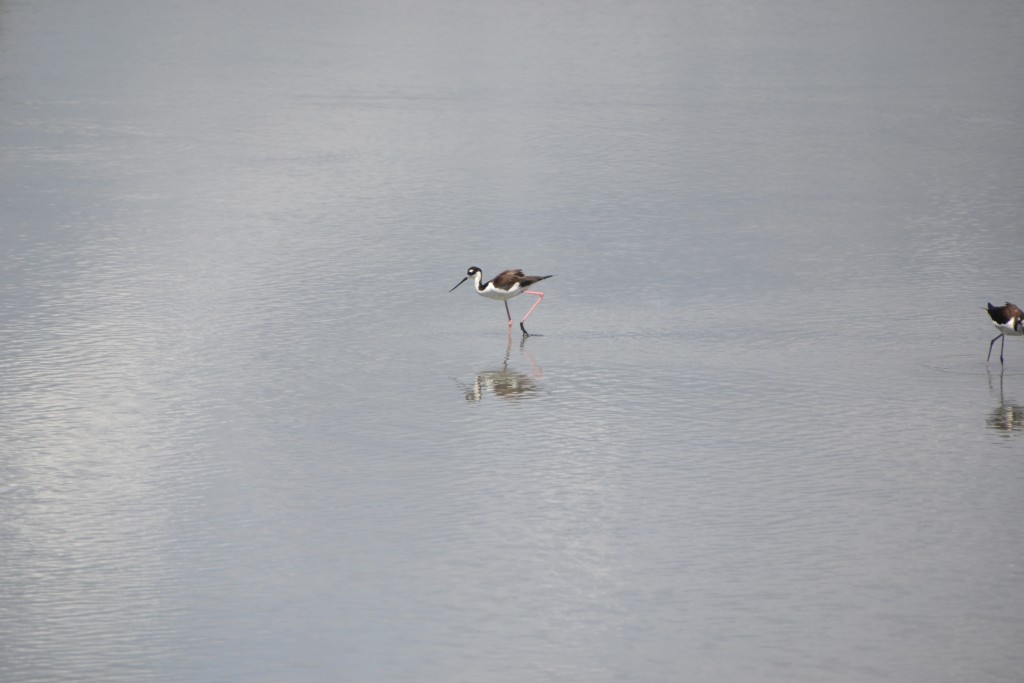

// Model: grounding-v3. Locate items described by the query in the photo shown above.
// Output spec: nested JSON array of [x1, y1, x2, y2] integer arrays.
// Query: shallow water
[[2, 1, 1023, 681]]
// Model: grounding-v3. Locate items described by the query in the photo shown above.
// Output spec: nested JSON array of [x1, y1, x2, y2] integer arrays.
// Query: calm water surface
[[2, 1, 1023, 681]]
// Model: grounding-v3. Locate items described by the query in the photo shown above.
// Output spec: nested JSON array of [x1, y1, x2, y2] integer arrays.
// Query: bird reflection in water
[[986, 367, 1024, 435], [455, 334, 544, 402]]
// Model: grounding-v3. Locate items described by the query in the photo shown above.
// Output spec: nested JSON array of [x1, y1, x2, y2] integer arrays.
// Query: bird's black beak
[[449, 277, 468, 293]]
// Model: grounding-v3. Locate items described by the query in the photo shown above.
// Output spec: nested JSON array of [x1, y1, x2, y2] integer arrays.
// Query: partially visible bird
[[450, 267, 553, 336], [986, 301, 1023, 364]]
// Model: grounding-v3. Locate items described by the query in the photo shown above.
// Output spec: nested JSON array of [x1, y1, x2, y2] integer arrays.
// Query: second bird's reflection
[[456, 334, 545, 402]]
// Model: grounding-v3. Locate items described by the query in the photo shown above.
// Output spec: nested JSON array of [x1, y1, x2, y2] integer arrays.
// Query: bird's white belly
[[993, 321, 1024, 336], [479, 285, 522, 300]]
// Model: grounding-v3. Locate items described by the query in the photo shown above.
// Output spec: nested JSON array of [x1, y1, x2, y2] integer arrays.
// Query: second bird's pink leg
[[519, 291, 545, 335]]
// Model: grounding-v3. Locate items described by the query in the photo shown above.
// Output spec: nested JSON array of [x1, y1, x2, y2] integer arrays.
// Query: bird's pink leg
[[519, 291, 545, 335], [521, 291, 545, 322], [504, 300, 513, 327]]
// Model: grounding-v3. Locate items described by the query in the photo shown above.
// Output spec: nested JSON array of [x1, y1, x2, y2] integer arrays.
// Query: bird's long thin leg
[[504, 300, 513, 328], [988, 334, 1003, 363], [518, 291, 545, 336], [1001, 334, 1006, 364]]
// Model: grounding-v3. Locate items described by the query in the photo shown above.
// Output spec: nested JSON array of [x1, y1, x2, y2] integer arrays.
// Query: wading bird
[[450, 267, 553, 336], [986, 301, 1023, 364]]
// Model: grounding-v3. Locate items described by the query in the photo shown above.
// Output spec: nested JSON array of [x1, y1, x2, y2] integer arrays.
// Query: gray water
[[2, 1, 1023, 681]]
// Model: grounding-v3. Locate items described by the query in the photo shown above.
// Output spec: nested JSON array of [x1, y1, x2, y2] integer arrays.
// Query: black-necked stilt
[[986, 301, 1023, 364], [449, 266, 553, 336]]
